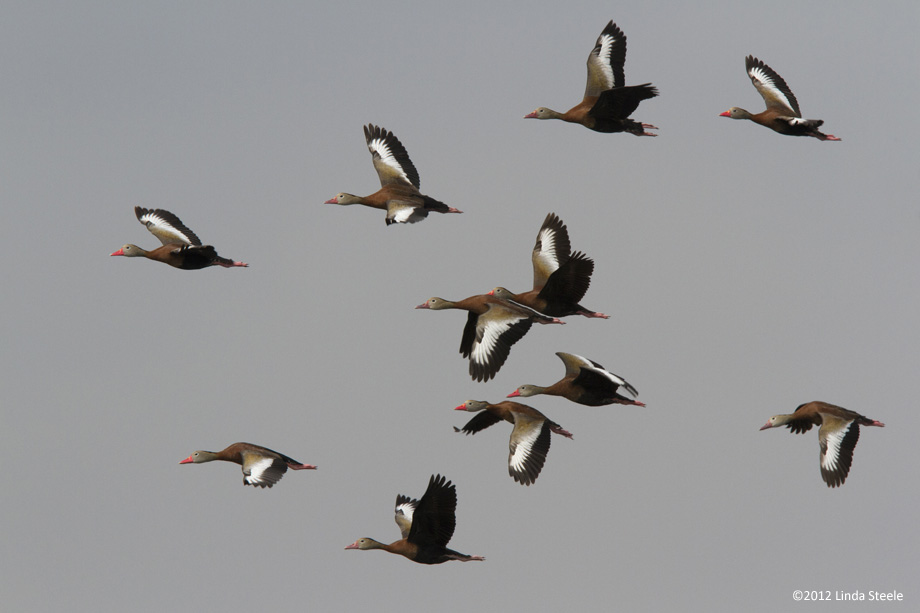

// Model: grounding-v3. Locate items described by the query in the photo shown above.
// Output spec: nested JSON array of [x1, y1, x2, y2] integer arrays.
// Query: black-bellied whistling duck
[[720, 56, 841, 141], [324, 124, 462, 225], [345, 474, 484, 564], [416, 294, 564, 382], [111, 207, 248, 269], [179, 442, 316, 488], [454, 400, 572, 486], [760, 401, 883, 487], [508, 351, 644, 407], [488, 213, 607, 319], [525, 21, 658, 135]]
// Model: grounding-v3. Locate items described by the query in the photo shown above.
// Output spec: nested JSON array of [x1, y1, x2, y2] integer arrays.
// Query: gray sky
[[2, 1, 918, 611]]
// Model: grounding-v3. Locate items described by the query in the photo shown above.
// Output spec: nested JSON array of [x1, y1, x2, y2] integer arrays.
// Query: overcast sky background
[[2, 1, 918, 611]]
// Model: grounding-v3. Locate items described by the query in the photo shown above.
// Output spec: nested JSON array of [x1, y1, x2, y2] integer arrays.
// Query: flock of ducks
[[111, 20, 880, 564]]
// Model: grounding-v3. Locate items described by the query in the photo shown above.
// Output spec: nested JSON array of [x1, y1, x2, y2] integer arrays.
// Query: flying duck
[[345, 474, 484, 564], [111, 207, 248, 269], [325, 124, 461, 225], [760, 401, 883, 487], [179, 442, 316, 488], [525, 21, 658, 135], [719, 56, 840, 140], [508, 351, 644, 407], [454, 400, 573, 486]]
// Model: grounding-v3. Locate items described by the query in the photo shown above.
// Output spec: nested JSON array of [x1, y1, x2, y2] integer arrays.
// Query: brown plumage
[[760, 401, 883, 487], [178, 442, 316, 488], [719, 56, 840, 140], [454, 400, 572, 486], [345, 474, 484, 564], [324, 124, 461, 225], [489, 212, 607, 319], [525, 21, 657, 135], [416, 293, 564, 382], [508, 351, 644, 407], [111, 207, 248, 269]]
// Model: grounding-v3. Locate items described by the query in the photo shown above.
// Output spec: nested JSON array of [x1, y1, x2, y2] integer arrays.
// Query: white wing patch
[[589, 362, 629, 387], [394, 497, 417, 538], [395, 500, 416, 524], [566, 352, 595, 370], [820, 423, 851, 473], [533, 227, 564, 274], [592, 31, 618, 90], [749, 66, 789, 106], [567, 352, 637, 396], [136, 209, 198, 246], [387, 203, 424, 224], [747, 62, 799, 116], [368, 137, 413, 185], [244, 456, 282, 487], [509, 424, 542, 475], [532, 213, 572, 289], [471, 313, 522, 369]]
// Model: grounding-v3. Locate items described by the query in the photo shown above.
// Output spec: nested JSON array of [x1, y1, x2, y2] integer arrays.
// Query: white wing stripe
[[471, 317, 519, 367], [749, 65, 795, 112], [137, 210, 196, 245], [509, 427, 542, 474], [245, 457, 276, 485], [593, 32, 616, 90], [534, 228, 564, 272], [392, 206, 417, 223], [368, 138, 412, 184], [570, 353, 630, 387], [395, 500, 416, 524], [821, 425, 851, 472]]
